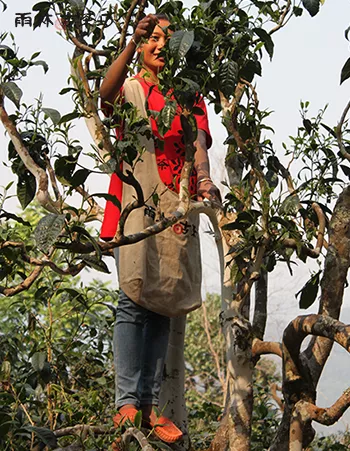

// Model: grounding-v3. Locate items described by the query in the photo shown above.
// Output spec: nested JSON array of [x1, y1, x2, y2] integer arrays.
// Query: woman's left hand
[[197, 179, 222, 204]]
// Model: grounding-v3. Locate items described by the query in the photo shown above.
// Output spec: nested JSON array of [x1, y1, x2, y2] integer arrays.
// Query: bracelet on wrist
[[197, 177, 212, 184], [130, 37, 139, 48]]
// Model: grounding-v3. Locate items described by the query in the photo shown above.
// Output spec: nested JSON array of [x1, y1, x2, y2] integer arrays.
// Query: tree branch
[[269, 0, 292, 35], [202, 301, 225, 390], [252, 338, 282, 358], [122, 427, 155, 451], [270, 383, 284, 412], [119, 0, 140, 49], [0, 265, 43, 296], [69, 34, 110, 56], [336, 99, 350, 161], [303, 186, 350, 385], [0, 95, 60, 213]]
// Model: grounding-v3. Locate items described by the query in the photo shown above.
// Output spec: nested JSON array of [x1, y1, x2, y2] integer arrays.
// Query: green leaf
[[303, 118, 313, 135], [240, 60, 262, 83], [1, 82, 23, 108], [54, 154, 79, 185], [17, 173, 36, 209], [222, 210, 261, 231], [0, 211, 31, 227], [58, 111, 80, 124], [59, 87, 78, 95], [158, 100, 177, 136], [345, 25, 350, 42], [266, 253, 276, 272], [253, 28, 274, 59], [0, 361, 11, 381], [91, 193, 121, 210], [70, 225, 101, 258], [169, 30, 194, 60], [70, 168, 90, 187], [32, 2, 52, 30], [265, 170, 278, 189], [320, 122, 336, 138], [192, 106, 204, 116], [219, 61, 238, 98], [25, 426, 57, 449], [68, 0, 84, 10], [81, 255, 110, 273], [30, 60, 49, 73], [296, 271, 321, 309], [293, 6, 303, 16], [280, 194, 300, 215], [34, 214, 65, 253], [340, 58, 350, 85], [340, 165, 350, 180], [31, 352, 46, 372], [42, 108, 61, 125], [302, 0, 320, 17], [56, 287, 86, 305], [134, 410, 142, 429]]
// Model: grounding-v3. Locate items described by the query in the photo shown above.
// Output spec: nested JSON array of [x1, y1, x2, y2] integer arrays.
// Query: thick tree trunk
[[160, 316, 189, 451], [224, 313, 253, 451], [270, 185, 350, 450]]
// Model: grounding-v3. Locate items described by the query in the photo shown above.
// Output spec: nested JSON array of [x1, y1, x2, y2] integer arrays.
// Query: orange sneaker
[[143, 407, 183, 443], [113, 405, 139, 428], [112, 406, 140, 451]]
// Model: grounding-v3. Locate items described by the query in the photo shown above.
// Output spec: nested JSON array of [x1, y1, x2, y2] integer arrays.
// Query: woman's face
[[138, 19, 171, 76]]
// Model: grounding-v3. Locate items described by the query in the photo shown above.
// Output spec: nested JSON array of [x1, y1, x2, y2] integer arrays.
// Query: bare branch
[[284, 314, 350, 386], [115, 168, 145, 238], [69, 34, 110, 56], [336, 99, 350, 161], [252, 338, 282, 358], [44, 155, 62, 202], [290, 390, 350, 451], [23, 257, 86, 277], [74, 186, 105, 222], [303, 185, 350, 384], [294, 389, 350, 427], [269, 1, 292, 35], [119, 0, 140, 49], [55, 424, 109, 438], [202, 301, 225, 390], [0, 266, 43, 296], [252, 268, 268, 340], [311, 202, 326, 254], [122, 427, 155, 451], [270, 383, 284, 412]]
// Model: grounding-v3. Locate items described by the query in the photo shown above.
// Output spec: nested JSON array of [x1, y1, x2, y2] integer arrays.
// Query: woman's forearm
[[194, 129, 211, 180], [100, 40, 138, 104]]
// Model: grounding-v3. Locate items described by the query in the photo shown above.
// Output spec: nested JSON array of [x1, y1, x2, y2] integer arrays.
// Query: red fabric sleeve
[[100, 173, 122, 241], [194, 97, 212, 149], [100, 90, 125, 241]]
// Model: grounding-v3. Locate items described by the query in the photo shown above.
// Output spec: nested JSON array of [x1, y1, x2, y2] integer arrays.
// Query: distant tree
[[1, 1, 350, 450]]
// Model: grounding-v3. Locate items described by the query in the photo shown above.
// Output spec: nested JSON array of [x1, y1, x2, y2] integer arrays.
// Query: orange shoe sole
[[113, 406, 139, 428], [144, 410, 183, 443]]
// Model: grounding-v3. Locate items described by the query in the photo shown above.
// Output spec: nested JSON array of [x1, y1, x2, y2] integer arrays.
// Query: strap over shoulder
[[123, 77, 148, 119]]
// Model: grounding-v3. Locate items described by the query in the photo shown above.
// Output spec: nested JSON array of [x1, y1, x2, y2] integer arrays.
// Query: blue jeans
[[113, 290, 170, 408]]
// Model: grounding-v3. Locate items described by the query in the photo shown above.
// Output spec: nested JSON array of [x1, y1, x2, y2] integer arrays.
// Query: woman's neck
[[138, 67, 159, 85]]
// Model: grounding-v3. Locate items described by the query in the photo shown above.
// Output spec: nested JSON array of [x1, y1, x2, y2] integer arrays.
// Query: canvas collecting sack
[[117, 77, 202, 317]]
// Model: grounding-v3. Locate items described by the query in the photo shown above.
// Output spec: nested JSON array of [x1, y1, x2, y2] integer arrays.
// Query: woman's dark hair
[[154, 13, 170, 21]]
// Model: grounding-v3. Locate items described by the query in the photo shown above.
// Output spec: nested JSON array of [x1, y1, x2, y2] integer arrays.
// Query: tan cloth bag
[[118, 77, 202, 317]]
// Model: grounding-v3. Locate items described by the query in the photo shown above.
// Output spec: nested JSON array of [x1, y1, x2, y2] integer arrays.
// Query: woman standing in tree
[[100, 13, 221, 444]]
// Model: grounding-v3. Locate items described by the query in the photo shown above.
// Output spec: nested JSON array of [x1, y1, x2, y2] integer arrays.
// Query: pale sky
[[1, 0, 350, 434]]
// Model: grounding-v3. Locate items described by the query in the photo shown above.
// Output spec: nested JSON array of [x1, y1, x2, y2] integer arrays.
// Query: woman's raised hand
[[133, 14, 159, 45]]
